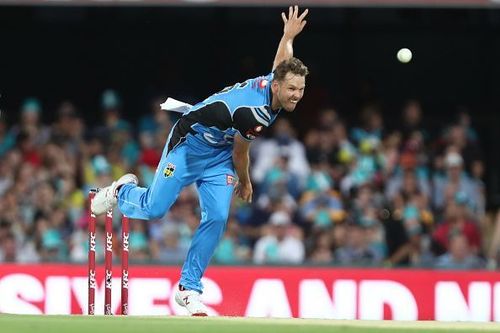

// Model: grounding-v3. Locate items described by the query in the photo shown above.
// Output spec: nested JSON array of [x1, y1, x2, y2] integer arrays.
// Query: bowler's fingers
[[299, 8, 309, 21]]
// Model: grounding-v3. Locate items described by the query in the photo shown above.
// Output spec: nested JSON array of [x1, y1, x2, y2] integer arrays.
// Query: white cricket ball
[[397, 48, 412, 63]]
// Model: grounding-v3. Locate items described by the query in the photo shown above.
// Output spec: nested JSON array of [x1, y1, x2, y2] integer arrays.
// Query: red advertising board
[[0, 264, 499, 321]]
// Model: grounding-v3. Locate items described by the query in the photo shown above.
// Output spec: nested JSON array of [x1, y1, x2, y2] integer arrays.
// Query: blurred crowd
[[1, 91, 499, 270]]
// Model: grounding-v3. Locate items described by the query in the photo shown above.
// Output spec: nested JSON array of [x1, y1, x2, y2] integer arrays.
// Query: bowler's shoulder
[[248, 73, 273, 91]]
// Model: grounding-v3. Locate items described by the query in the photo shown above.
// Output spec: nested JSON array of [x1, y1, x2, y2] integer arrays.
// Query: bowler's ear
[[271, 80, 279, 93]]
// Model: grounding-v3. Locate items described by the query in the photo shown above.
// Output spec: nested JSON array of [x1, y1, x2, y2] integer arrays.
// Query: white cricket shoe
[[91, 173, 138, 215], [175, 286, 208, 316]]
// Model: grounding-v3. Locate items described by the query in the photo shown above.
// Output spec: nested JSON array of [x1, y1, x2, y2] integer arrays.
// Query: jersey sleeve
[[233, 106, 271, 141]]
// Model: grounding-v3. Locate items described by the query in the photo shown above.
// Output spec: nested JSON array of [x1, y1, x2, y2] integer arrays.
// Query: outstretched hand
[[282, 5, 308, 40]]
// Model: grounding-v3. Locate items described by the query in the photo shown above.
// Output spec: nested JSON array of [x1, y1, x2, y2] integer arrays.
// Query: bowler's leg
[[179, 177, 235, 292], [117, 144, 190, 220]]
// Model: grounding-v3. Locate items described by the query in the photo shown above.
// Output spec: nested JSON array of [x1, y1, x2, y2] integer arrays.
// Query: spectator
[[137, 131, 162, 187], [432, 200, 481, 255], [253, 211, 305, 264], [435, 233, 484, 269], [350, 104, 383, 145], [317, 108, 338, 132], [11, 98, 51, 148], [308, 230, 334, 264], [386, 168, 431, 203], [0, 232, 18, 262], [259, 153, 301, 198], [433, 151, 482, 214], [238, 183, 297, 249], [300, 189, 344, 231], [129, 219, 150, 262], [100, 90, 129, 134], [213, 219, 251, 264], [0, 151, 17, 197], [138, 96, 172, 135], [252, 118, 310, 188], [334, 222, 383, 266], [340, 138, 383, 194], [0, 115, 15, 158], [50, 101, 85, 157], [154, 223, 188, 264], [400, 99, 427, 143], [455, 108, 479, 143], [383, 205, 434, 267], [443, 123, 483, 175], [380, 132, 401, 179]]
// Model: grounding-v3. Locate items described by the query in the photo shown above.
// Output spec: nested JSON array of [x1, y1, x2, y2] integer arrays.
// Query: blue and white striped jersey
[[167, 73, 281, 151]]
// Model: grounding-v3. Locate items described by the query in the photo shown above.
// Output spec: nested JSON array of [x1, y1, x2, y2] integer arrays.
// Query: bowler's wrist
[[238, 179, 251, 186]]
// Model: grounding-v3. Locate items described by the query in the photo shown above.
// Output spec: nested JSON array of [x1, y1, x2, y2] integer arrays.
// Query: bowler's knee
[[146, 203, 169, 220], [143, 188, 176, 219], [208, 209, 230, 224]]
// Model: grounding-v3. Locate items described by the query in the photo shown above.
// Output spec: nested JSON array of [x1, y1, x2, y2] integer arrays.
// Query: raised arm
[[272, 5, 309, 71]]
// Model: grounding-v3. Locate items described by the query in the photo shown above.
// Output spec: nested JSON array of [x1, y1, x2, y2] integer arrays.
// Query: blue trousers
[[117, 134, 235, 293]]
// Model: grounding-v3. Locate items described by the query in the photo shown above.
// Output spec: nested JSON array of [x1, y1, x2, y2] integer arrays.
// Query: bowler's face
[[273, 73, 306, 112]]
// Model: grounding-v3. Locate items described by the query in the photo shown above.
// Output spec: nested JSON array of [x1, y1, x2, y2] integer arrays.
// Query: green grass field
[[1, 315, 499, 333]]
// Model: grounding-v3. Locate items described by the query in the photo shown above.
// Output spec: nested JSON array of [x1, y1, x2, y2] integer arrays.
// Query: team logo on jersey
[[252, 77, 269, 89], [226, 175, 236, 186], [163, 163, 176, 178]]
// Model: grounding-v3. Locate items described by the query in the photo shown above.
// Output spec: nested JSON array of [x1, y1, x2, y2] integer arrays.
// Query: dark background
[[1, 6, 500, 205]]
